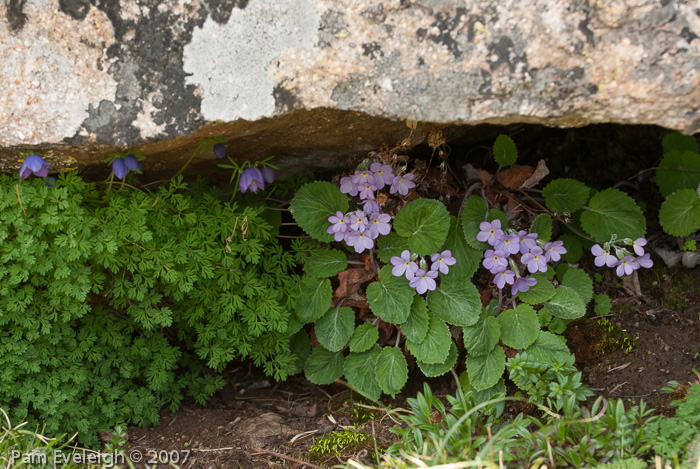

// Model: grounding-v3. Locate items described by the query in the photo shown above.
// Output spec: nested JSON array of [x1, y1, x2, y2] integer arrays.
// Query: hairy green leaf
[[463, 313, 501, 357], [541, 286, 587, 320], [377, 232, 410, 264], [315, 306, 355, 352], [349, 323, 379, 353], [304, 250, 347, 278], [393, 199, 450, 255], [562, 268, 594, 304], [290, 182, 348, 242], [427, 278, 480, 327], [525, 331, 569, 363], [375, 347, 408, 397], [580, 189, 646, 241], [304, 346, 345, 385], [401, 294, 430, 344], [295, 276, 332, 323], [498, 304, 540, 350], [656, 150, 700, 198], [417, 341, 458, 378], [344, 346, 381, 401], [492, 134, 518, 167], [366, 265, 413, 324], [530, 213, 553, 242], [542, 178, 590, 214], [466, 345, 506, 391], [659, 189, 700, 237], [517, 273, 555, 304], [406, 313, 451, 364]]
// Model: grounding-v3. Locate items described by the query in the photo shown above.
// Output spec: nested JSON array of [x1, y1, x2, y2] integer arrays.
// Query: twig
[[249, 447, 326, 469], [15, 184, 27, 222], [518, 189, 597, 242]]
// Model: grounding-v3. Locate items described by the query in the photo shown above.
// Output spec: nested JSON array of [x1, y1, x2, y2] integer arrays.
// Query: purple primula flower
[[477, 220, 504, 246], [410, 269, 438, 294], [369, 213, 392, 237], [634, 253, 654, 269], [340, 176, 359, 196], [430, 250, 457, 275], [494, 269, 515, 289], [494, 233, 520, 255], [239, 167, 265, 193], [351, 170, 375, 186], [591, 244, 618, 268], [483, 249, 508, 274], [350, 211, 368, 232], [615, 256, 638, 277], [544, 240, 567, 262], [511, 276, 538, 295], [518, 231, 538, 254], [391, 250, 419, 280], [124, 154, 142, 171], [20, 154, 52, 179], [363, 200, 381, 216], [112, 158, 128, 180], [631, 238, 647, 256], [327, 211, 349, 242], [346, 231, 374, 253], [389, 172, 416, 196], [262, 167, 275, 184], [522, 246, 548, 273], [370, 162, 394, 189], [213, 143, 226, 158], [359, 183, 377, 200]]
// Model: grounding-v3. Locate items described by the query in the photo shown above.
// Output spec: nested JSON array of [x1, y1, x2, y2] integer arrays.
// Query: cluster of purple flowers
[[390, 249, 457, 294], [112, 154, 142, 180], [339, 162, 416, 199], [327, 202, 392, 253], [478, 219, 567, 296], [239, 167, 274, 193], [591, 238, 653, 277], [19, 154, 51, 179]]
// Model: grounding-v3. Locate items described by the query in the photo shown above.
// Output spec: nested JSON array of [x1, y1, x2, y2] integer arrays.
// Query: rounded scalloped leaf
[[517, 273, 555, 304], [344, 346, 381, 401], [400, 294, 430, 344], [561, 268, 593, 304], [377, 232, 410, 263], [427, 278, 481, 327], [525, 331, 569, 363], [530, 213, 553, 242], [304, 249, 348, 278], [558, 233, 582, 263], [466, 345, 506, 391], [498, 304, 540, 350], [393, 199, 450, 255], [594, 293, 612, 316], [659, 189, 700, 237], [461, 197, 508, 250], [463, 313, 501, 357], [366, 265, 413, 324], [542, 178, 590, 214], [417, 341, 458, 378], [304, 346, 344, 385], [315, 306, 355, 352], [580, 189, 646, 241], [349, 323, 379, 353], [656, 150, 700, 198], [406, 313, 451, 364], [295, 276, 332, 323], [290, 182, 349, 242], [541, 286, 586, 320], [662, 132, 699, 155], [492, 134, 518, 167], [443, 216, 481, 281], [374, 346, 408, 397]]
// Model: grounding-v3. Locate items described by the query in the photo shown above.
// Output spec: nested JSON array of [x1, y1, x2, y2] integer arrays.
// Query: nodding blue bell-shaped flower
[[112, 158, 128, 180], [239, 167, 265, 193], [19, 154, 52, 179], [213, 143, 226, 159], [124, 154, 142, 171], [262, 167, 275, 184]]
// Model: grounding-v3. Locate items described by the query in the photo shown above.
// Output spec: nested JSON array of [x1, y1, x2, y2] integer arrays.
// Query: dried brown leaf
[[521, 159, 550, 189], [497, 166, 535, 190]]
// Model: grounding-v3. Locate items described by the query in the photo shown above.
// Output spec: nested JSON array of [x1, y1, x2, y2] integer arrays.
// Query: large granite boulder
[[0, 0, 698, 177]]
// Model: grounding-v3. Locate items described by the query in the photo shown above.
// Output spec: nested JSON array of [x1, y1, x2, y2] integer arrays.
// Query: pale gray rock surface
[[0, 0, 698, 169]]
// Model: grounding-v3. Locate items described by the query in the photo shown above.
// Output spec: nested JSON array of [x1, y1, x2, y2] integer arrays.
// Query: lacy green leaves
[[580, 189, 646, 241], [290, 181, 348, 242], [659, 189, 700, 237], [366, 265, 413, 323], [393, 199, 450, 255], [492, 134, 518, 167], [542, 178, 590, 214]]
